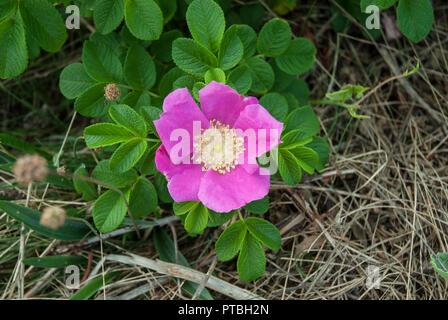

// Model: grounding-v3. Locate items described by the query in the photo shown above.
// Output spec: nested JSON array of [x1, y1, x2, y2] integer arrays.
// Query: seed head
[[104, 84, 120, 101], [13, 154, 48, 185], [57, 166, 66, 175], [40, 206, 66, 230]]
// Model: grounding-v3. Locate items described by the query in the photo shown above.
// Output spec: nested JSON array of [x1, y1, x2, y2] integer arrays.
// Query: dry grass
[[1, 1, 448, 300]]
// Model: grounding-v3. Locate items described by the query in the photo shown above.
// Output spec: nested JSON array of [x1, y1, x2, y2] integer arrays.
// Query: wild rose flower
[[154, 81, 283, 212]]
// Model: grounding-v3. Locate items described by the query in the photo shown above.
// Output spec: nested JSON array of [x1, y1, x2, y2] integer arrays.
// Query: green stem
[[117, 84, 160, 98], [237, 209, 244, 221], [309, 99, 354, 109]]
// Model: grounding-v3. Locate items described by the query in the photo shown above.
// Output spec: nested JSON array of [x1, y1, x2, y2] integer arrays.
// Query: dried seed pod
[[13, 154, 49, 185], [57, 166, 66, 175], [104, 83, 120, 101], [40, 206, 66, 230]]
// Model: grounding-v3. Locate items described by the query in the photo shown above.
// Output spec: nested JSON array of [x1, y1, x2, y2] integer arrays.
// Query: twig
[[191, 257, 217, 300], [104, 254, 264, 300], [23, 268, 57, 298], [18, 182, 32, 299], [68, 215, 180, 247], [110, 277, 170, 300]]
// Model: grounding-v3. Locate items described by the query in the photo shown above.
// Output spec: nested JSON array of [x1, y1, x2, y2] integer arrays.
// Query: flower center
[[193, 120, 245, 174]]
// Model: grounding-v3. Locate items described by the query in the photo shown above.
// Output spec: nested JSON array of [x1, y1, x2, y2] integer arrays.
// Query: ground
[[1, 0, 447, 299]]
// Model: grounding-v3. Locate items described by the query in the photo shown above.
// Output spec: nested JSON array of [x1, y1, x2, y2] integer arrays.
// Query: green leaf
[[70, 273, 117, 300], [74, 83, 107, 118], [109, 138, 147, 172], [397, 0, 434, 43], [360, 0, 397, 11], [245, 57, 274, 94], [0, 15, 28, 79], [229, 24, 257, 59], [138, 141, 160, 174], [0, 0, 17, 20], [19, 0, 67, 52], [218, 27, 243, 70], [82, 40, 123, 83], [129, 177, 158, 218], [0, 201, 90, 242], [272, 63, 310, 106], [239, 3, 265, 30], [120, 91, 151, 111], [151, 29, 182, 62], [259, 92, 289, 122], [275, 37, 316, 75], [245, 217, 281, 250], [192, 81, 205, 101], [172, 38, 217, 77], [207, 210, 235, 227], [173, 201, 199, 216], [284, 106, 319, 136], [237, 233, 266, 281], [92, 160, 138, 188], [84, 123, 134, 148], [154, 172, 173, 203], [186, 0, 225, 52], [109, 104, 148, 138], [244, 196, 269, 215], [184, 203, 209, 234], [326, 84, 369, 102], [289, 146, 320, 175], [73, 165, 98, 202], [92, 189, 129, 233], [124, 0, 163, 40], [281, 129, 312, 147], [431, 253, 448, 281], [228, 65, 252, 95], [278, 148, 302, 185], [140, 106, 162, 136], [94, 0, 125, 34], [305, 136, 329, 171], [124, 45, 156, 91], [0, 133, 50, 160], [257, 18, 291, 57], [59, 63, 96, 100], [155, 0, 177, 23], [173, 74, 196, 90], [152, 228, 214, 299], [215, 220, 247, 261], [205, 67, 226, 84], [158, 67, 186, 97], [23, 255, 86, 269]]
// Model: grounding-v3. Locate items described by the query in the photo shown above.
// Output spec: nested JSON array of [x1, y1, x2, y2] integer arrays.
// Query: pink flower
[[154, 81, 283, 212]]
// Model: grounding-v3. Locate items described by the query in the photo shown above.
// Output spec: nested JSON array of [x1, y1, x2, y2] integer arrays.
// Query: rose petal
[[198, 167, 270, 212], [234, 104, 283, 174], [199, 81, 245, 127], [154, 88, 209, 161], [155, 145, 204, 202]]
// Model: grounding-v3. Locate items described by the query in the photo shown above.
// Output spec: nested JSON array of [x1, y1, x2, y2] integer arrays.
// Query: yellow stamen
[[193, 119, 245, 174]]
